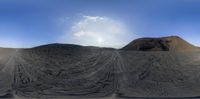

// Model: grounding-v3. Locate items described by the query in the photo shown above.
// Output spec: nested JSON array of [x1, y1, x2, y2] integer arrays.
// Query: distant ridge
[[122, 36, 199, 51], [0, 36, 199, 52]]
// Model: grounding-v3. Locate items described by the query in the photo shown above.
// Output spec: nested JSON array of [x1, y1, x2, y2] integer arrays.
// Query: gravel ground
[[0, 44, 200, 98]]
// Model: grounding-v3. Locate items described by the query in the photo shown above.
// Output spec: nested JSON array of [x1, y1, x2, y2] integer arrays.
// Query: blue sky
[[0, 0, 200, 48]]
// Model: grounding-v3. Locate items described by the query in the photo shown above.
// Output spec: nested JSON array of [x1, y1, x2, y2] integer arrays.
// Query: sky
[[0, 0, 200, 48]]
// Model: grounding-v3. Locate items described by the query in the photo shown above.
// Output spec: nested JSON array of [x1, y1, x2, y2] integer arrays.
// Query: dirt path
[[1, 47, 200, 98]]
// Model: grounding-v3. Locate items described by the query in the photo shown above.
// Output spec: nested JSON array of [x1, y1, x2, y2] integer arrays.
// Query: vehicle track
[[1, 47, 200, 98]]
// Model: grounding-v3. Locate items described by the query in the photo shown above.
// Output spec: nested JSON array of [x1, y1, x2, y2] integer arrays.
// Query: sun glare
[[97, 37, 103, 44], [68, 15, 131, 48]]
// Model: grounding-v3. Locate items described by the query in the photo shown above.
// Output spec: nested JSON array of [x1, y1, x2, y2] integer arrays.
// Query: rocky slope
[[122, 36, 199, 51]]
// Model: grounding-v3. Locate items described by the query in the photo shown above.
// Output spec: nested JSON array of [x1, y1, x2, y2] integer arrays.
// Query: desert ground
[[0, 36, 200, 98]]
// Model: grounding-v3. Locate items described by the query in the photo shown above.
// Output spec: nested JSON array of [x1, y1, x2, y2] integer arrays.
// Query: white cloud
[[83, 16, 106, 22], [59, 15, 134, 48]]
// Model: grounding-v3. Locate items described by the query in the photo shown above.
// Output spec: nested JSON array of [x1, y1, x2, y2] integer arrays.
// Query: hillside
[[122, 36, 199, 51]]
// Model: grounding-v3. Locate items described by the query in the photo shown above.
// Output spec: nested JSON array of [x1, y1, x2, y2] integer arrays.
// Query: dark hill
[[122, 36, 199, 51]]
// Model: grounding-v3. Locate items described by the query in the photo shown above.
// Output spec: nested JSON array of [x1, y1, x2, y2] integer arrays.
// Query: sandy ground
[[1, 45, 200, 98]]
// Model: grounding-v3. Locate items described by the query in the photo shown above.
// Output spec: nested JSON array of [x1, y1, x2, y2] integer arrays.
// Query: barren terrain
[[0, 37, 200, 98]]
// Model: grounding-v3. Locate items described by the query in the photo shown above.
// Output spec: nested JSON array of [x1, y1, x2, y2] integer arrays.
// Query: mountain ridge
[[0, 36, 199, 52], [122, 36, 199, 51]]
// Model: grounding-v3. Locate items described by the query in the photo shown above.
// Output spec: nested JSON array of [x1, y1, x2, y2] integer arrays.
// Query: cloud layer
[[61, 16, 132, 48]]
